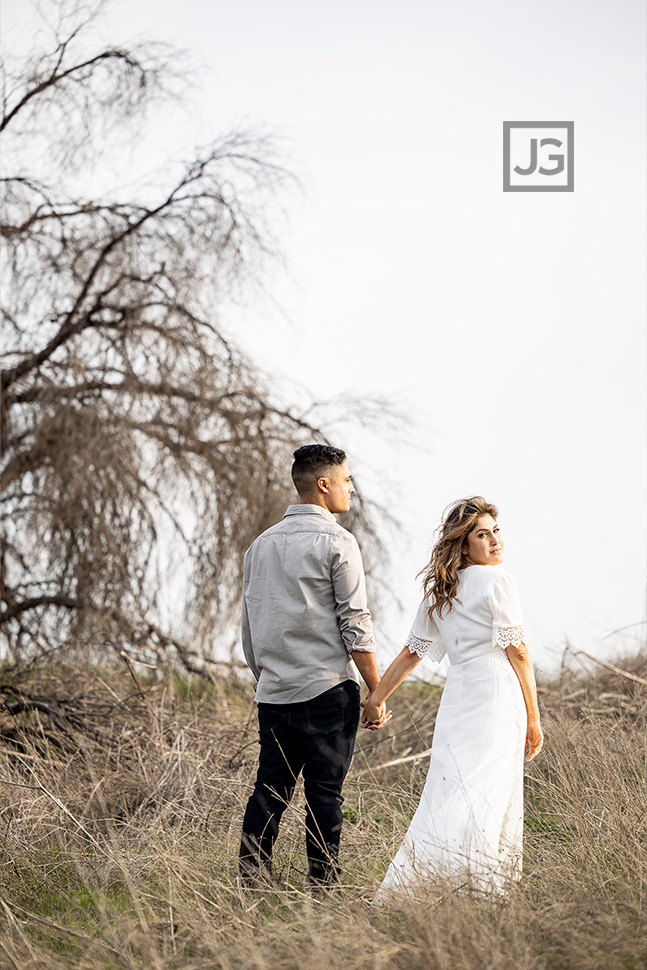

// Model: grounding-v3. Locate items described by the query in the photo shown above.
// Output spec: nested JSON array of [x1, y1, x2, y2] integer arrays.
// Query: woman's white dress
[[375, 565, 527, 900]]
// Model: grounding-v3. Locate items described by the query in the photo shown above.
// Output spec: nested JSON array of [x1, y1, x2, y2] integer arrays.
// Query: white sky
[[3, 0, 646, 674]]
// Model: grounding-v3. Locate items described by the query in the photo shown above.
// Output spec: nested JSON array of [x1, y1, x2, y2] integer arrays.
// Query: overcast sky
[[4, 0, 646, 674]]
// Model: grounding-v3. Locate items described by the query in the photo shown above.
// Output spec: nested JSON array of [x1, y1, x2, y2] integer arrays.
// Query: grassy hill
[[0, 650, 645, 970]]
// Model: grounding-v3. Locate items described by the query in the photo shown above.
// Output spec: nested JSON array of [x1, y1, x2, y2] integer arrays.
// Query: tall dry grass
[[0, 651, 645, 970]]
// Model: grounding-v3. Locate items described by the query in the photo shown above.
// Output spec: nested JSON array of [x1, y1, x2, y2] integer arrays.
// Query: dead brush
[[0, 651, 645, 969]]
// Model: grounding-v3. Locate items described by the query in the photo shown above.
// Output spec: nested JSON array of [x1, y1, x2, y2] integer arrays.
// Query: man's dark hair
[[291, 444, 347, 497]]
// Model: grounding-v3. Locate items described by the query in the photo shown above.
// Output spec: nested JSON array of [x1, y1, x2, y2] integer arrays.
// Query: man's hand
[[361, 692, 392, 731]]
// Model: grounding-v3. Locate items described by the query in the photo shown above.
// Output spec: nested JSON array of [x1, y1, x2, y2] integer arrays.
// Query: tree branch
[[1, 49, 148, 133], [0, 594, 82, 624]]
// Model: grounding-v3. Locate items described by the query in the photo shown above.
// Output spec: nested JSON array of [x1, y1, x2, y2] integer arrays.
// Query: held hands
[[526, 719, 543, 761], [361, 691, 392, 731]]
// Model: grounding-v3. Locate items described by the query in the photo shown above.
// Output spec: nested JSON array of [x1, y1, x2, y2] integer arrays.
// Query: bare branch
[[0, 1, 387, 670], [2, 49, 149, 133]]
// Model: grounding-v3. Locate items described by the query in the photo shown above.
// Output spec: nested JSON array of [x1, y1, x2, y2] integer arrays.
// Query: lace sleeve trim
[[493, 624, 525, 651], [405, 633, 446, 662]]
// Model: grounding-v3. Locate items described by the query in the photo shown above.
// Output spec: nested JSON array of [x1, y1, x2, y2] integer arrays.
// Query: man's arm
[[241, 595, 261, 683], [350, 649, 381, 692], [331, 534, 390, 726], [351, 650, 391, 729], [331, 533, 376, 654]]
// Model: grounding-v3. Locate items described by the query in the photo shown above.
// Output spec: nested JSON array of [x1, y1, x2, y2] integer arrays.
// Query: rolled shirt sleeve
[[330, 532, 376, 654]]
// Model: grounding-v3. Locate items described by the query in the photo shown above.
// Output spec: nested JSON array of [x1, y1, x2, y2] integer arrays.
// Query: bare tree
[[0, 1, 384, 674]]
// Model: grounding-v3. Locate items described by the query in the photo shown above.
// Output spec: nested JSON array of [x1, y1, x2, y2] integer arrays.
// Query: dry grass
[[0, 651, 645, 970]]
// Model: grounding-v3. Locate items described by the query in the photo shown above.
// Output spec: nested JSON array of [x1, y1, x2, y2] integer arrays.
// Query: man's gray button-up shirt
[[241, 504, 376, 704]]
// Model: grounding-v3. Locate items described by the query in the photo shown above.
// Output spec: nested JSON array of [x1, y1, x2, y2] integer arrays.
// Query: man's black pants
[[239, 680, 360, 884]]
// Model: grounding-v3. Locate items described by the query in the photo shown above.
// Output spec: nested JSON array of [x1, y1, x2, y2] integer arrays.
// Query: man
[[239, 444, 388, 888]]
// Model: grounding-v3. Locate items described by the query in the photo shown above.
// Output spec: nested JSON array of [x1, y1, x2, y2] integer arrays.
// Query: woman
[[363, 497, 543, 898]]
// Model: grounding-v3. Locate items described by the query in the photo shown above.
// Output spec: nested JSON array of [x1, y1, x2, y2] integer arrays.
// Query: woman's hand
[[526, 719, 543, 760]]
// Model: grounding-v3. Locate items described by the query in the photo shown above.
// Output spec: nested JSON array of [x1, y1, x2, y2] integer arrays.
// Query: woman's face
[[463, 513, 503, 566]]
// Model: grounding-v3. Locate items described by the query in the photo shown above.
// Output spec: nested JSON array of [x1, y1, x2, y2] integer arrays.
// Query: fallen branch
[[576, 650, 647, 687], [356, 747, 432, 777]]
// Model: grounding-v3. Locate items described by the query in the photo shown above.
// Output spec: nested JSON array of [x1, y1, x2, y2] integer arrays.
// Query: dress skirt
[[375, 650, 527, 900]]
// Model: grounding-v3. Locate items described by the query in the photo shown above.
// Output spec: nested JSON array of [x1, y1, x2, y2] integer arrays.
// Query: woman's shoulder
[[461, 564, 515, 590]]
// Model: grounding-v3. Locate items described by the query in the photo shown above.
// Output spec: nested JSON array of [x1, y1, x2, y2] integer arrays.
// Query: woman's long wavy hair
[[419, 496, 498, 618]]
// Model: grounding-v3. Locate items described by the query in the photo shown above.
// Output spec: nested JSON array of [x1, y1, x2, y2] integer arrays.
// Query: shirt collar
[[284, 504, 337, 524]]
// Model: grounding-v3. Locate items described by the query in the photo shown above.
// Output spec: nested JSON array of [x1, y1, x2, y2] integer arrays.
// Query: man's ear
[[316, 476, 329, 494]]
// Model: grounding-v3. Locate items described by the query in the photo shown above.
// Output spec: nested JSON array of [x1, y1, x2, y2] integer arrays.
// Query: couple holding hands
[[239, 444, 542, 899]]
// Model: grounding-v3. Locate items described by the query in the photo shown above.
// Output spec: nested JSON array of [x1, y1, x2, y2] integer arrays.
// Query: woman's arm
[[362, 645, 422, 724], [506, 643, 543, 760]]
